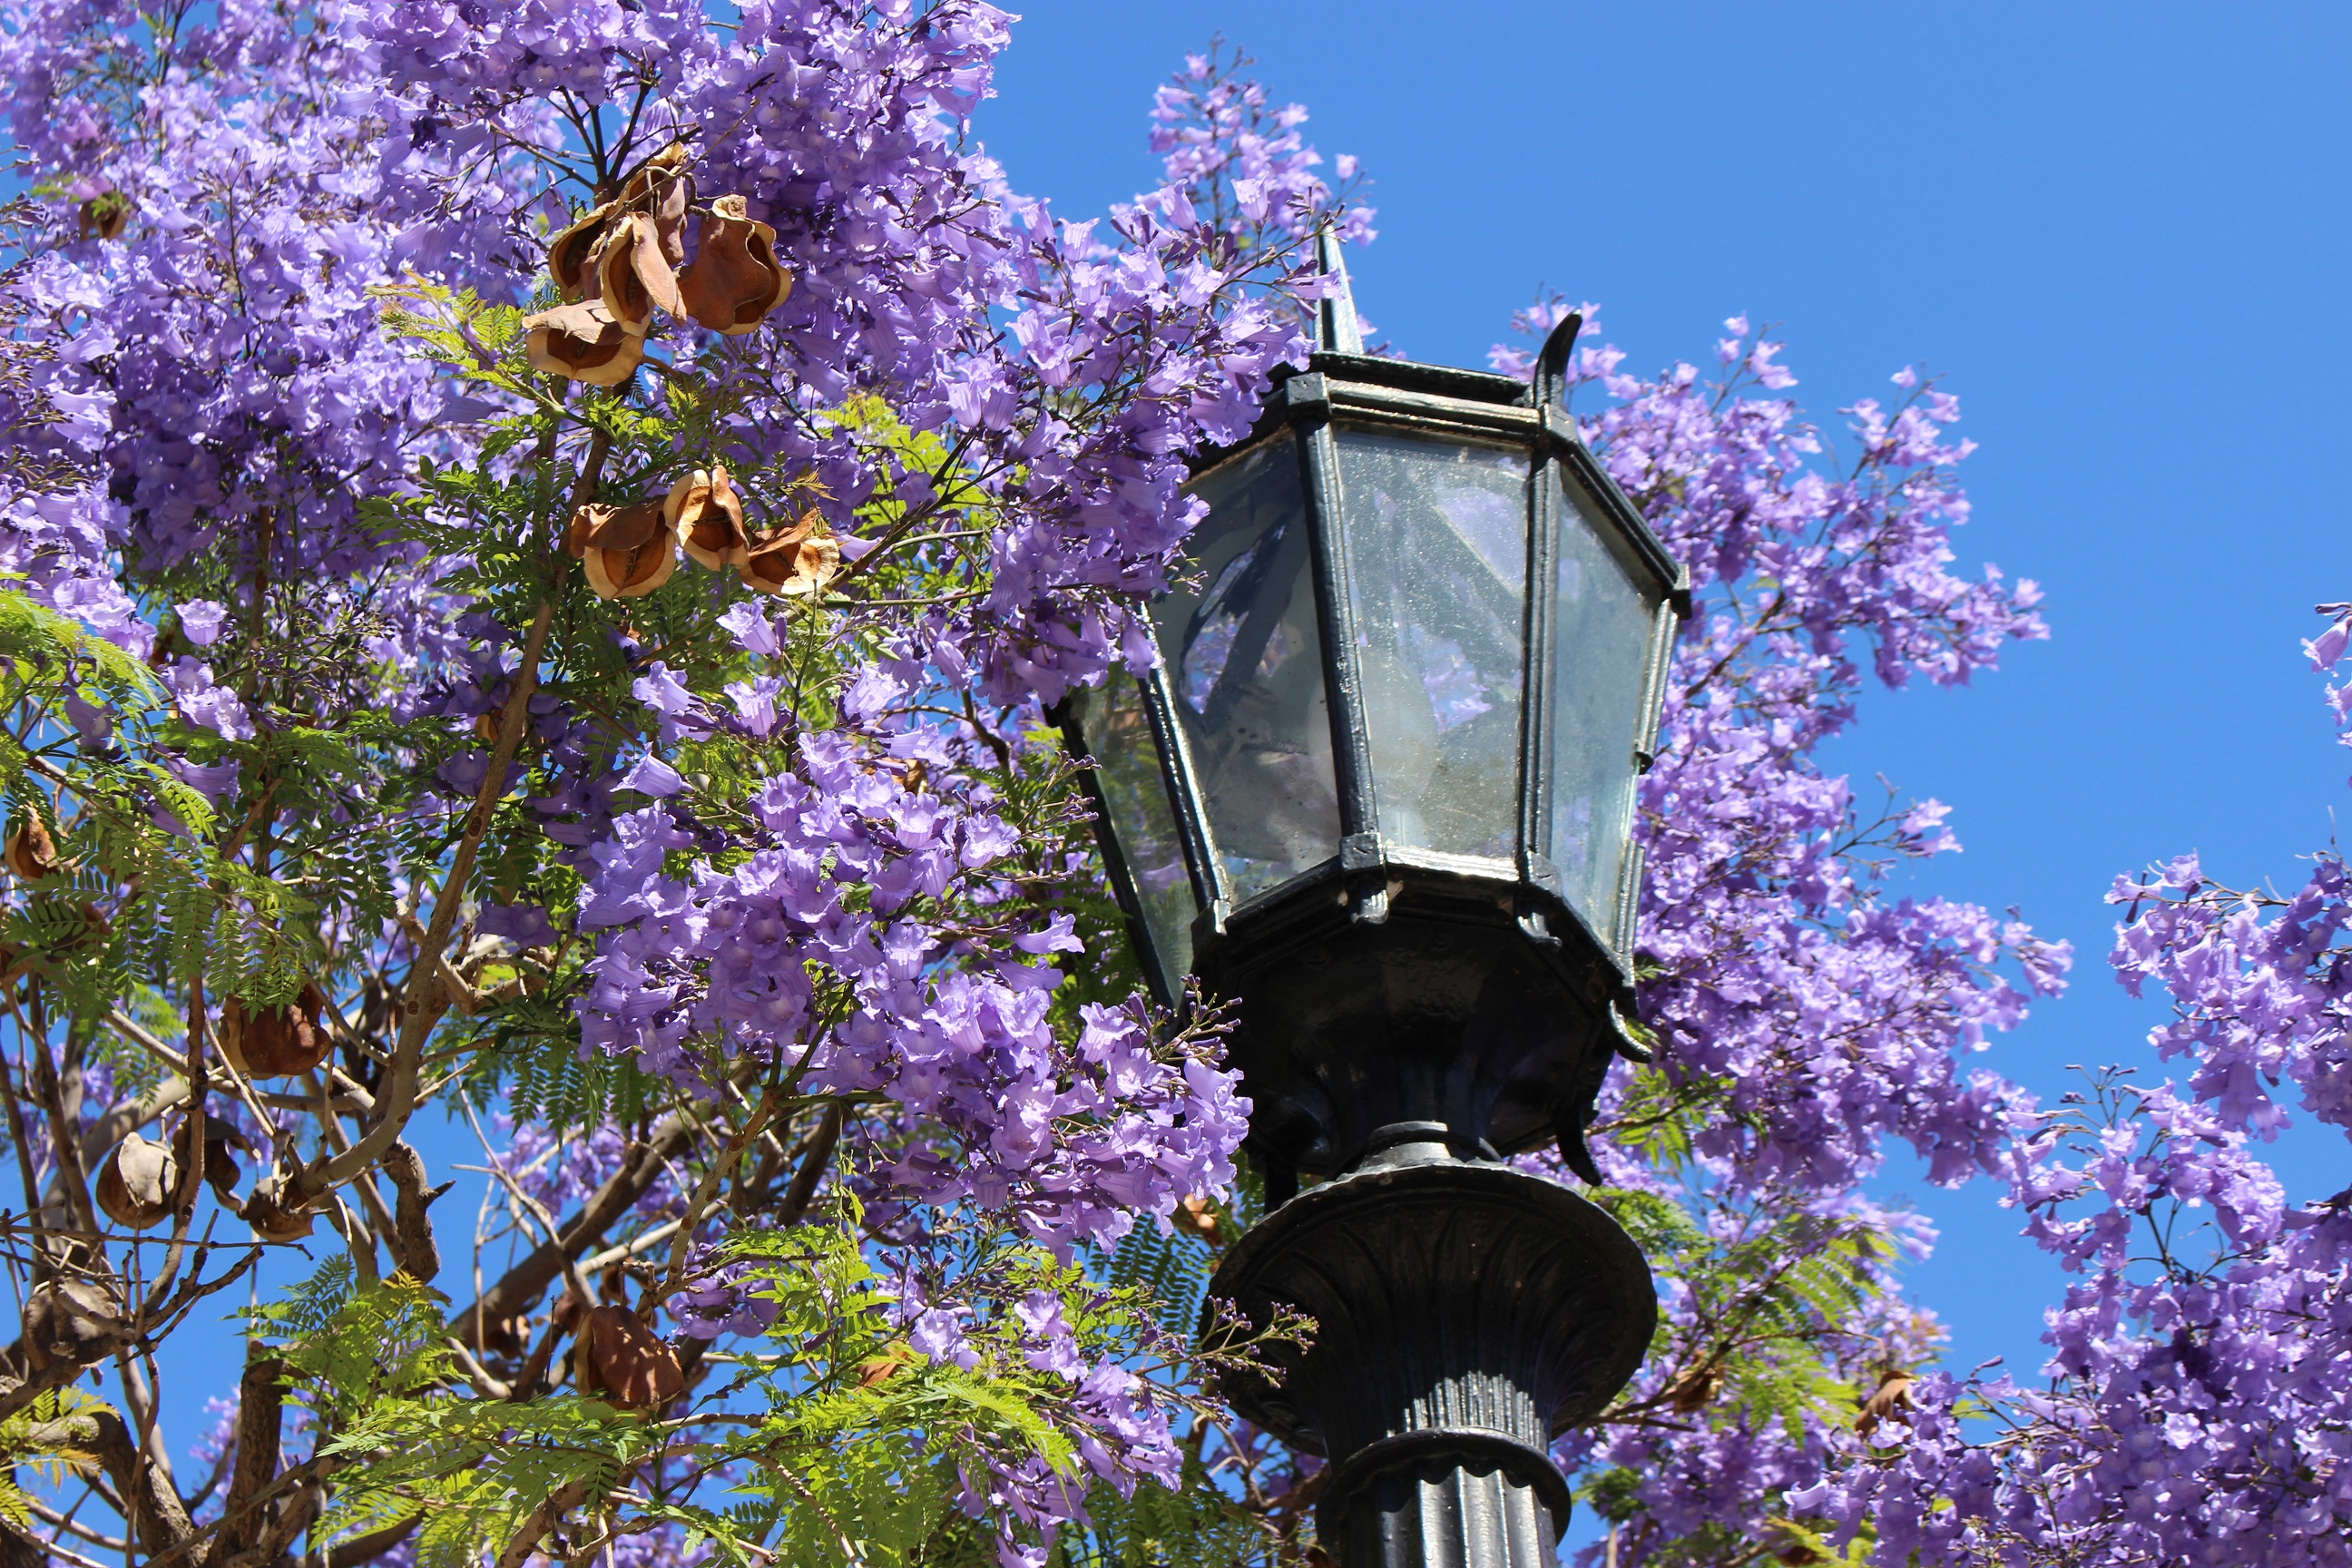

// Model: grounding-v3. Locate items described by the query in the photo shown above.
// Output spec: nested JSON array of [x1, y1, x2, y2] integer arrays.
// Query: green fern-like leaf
[[0, 1384, 107, 1524]]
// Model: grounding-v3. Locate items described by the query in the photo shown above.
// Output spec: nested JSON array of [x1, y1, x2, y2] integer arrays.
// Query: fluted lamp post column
[[1060, 238, 1689, 1568]]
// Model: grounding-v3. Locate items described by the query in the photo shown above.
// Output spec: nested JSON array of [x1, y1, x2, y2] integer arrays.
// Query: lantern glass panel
[[1332, 426, 1527, 861], [1066, 674, 1195, 994], [1161, 433, 1341, 905], [1549, 469, 1658, 946]]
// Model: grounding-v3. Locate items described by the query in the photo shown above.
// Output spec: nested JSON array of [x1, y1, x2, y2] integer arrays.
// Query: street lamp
[[1061, 238, 1688, 1568]]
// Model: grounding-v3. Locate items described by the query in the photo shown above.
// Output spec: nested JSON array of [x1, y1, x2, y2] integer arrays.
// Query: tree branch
[[446, 1111, 696, 1350], [203, 1352, 286, 1567]]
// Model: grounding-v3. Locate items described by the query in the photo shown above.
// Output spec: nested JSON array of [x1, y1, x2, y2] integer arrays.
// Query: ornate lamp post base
[[1206, 1132, 1655, 1568]]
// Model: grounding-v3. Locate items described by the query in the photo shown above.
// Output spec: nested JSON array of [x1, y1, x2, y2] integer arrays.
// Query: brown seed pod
[[576, 1303, 686, 1411], [667, 466, 750, 571], [219, 985, 330, 1078], [479, 1312, 530, 1357], [5, 808, 63, 880], [241, 1175, 315, 1242], [1856, 1368, 1917, 1438], [1662, 1360, 1725, 1416], [855, 1341, 919, 1389], [521, 299, 645, 387], [621, 145, 696, 266], [93, 1131, 180, 1230], [171, 1110, 246, 1199], [678, 194, 791, 336], [78, 195, 129, 241], [567, 500, 677, 600], [200, 1134, 243, 1199], [596, 211, 686, 335], [547, 200, 615, 303], [737, 512, 842, 599], [23, 1278, 124, 1372]]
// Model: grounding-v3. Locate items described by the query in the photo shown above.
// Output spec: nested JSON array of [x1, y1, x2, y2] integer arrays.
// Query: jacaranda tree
[[0, 5, 2337, 1568], [0, 5, 1343, 1562]]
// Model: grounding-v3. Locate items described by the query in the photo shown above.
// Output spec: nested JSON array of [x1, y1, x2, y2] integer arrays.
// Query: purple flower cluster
[[1796, 704, 2352, 1563], [920, 1276, 1195, 1564], [1148, 42, 1374, 249], [573, 658, 1246, 1254], [0, 0, 544, 780], [1579, 310, 2063, 1196], [1478, 308, 2071, 1558]]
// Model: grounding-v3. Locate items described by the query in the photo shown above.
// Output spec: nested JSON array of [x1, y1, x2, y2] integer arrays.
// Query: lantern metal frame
[[1161, 328, 1685, 966], [1061, 246, 1689, 1194]]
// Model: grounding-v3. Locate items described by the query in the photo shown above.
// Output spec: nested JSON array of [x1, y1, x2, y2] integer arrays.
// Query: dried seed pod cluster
[[93, 1110, 263, 1236], [567, 465, 841, 603], [524, 146, 792, 385]]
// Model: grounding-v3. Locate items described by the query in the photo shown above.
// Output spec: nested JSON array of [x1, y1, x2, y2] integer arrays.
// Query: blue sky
[[973, 0, 2352, 1400]]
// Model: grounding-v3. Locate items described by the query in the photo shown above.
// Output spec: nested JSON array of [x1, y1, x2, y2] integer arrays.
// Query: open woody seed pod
[[548, 201, 616, 303], [668, 466, 750, 570], [241, 1174, 314, 1242], [95, 1131, 180, 1230], [5, 808, 62, 880], [575, 1303, 686, 1411], [523, 299, 645, 386], [219, 985, 331, 1078], [597, 211, 686, 336], [621, 145, 695, 266], [174, 1112, 246, 1200], [737, 512, 842, 598], [567, 500, 677, 600], [679, 194, 791, 335], [79, 195, 129, 241], [23, 1278, 125, 1371]]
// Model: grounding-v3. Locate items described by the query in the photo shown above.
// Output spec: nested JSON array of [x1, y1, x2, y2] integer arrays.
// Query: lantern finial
[[1314, 226, 1365, 356], [1534, 310, 1584, 410]]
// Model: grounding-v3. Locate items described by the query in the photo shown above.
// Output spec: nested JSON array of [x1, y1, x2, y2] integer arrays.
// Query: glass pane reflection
[[1160, 434, 1340, 906], [1550, 470, 1655, 948], [1067, 674, 1195, 995], [1333, 426, 1527, 860]]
